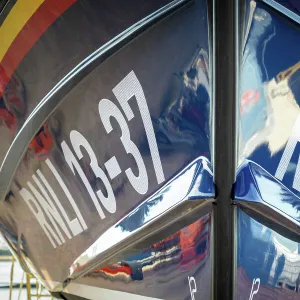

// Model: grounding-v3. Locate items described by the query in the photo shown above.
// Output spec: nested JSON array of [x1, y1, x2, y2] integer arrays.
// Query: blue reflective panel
[[238, 1, 300, 199], [237, 208, 300, 299], [235, 160, 300, 222]]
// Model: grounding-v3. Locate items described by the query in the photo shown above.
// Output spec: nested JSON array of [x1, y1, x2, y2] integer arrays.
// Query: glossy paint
[[273, 0, 300, 15], [235, 1, 300, 299], [0, 0, 174, 163], [262, 0, 300, 23], [0, 0, 213, 297], [69, 156, 214, 280], [238, 1, 300, 174], [1, 0, 300, 299], [237, 208, 300, 299], [235, 160, 300, 223], [66, 214, 211, 300]]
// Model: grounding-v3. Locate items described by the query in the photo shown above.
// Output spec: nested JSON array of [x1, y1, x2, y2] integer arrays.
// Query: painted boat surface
[[0, 0, 299, 299]]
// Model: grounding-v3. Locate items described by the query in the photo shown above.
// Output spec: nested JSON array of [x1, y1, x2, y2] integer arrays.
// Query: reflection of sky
[[250, 216, 269, 241], [143, 164, 195, 223], [240, 7, 273, 144], [255, 174, 300, 219], [250, 215, 298, 252], [273, 233, 298, 253]]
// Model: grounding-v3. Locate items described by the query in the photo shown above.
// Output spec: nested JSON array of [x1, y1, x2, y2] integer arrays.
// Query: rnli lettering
[[20, 187, 61, 248], [19, 71, 165, 248], [20, 160, 87, 248], [45, 159, 87, 233], [61, 139, 107, 220]]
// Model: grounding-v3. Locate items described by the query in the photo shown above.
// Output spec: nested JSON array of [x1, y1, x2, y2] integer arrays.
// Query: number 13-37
[[99, 70, 165, 195]]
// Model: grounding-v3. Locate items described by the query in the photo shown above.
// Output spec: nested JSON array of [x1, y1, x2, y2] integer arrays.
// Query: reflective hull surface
[[0, 0, 299, 299]]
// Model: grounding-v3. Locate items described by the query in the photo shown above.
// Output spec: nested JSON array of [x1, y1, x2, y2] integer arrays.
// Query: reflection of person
[[0, 97, 17, 130], [239, 5, 300, 164], [238, 211, 276, 285], [90, 216, 210, 281], [240, 58, 300, 162], [272, 254, 285, 287], [265, 64, 300, 155], [28, 123, 54, 160], [296, 272, 300, 292], [153, 48, 210, 158], [0, 66, 26, 133]]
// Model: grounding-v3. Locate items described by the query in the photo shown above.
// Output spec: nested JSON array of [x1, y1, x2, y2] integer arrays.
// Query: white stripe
[[262, 0, 300, 24], [63, 283, 163, 300]]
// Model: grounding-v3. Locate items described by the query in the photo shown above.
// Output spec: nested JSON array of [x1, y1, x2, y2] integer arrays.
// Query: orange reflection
[[0, 65, 25, 133], [28, 123, 53, 160], [89, 215, 210, 280]]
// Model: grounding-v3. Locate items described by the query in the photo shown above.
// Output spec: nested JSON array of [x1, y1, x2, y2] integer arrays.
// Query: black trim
[[235, 201, 300, 242], [0, 0, 16, 26], [213, 0, 242, 298], [61, 294, 85, 300]]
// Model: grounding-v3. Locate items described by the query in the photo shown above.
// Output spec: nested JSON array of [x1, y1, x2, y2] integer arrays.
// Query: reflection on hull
[[74, 214, 211, 300], [237, 208, 300, 299]]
